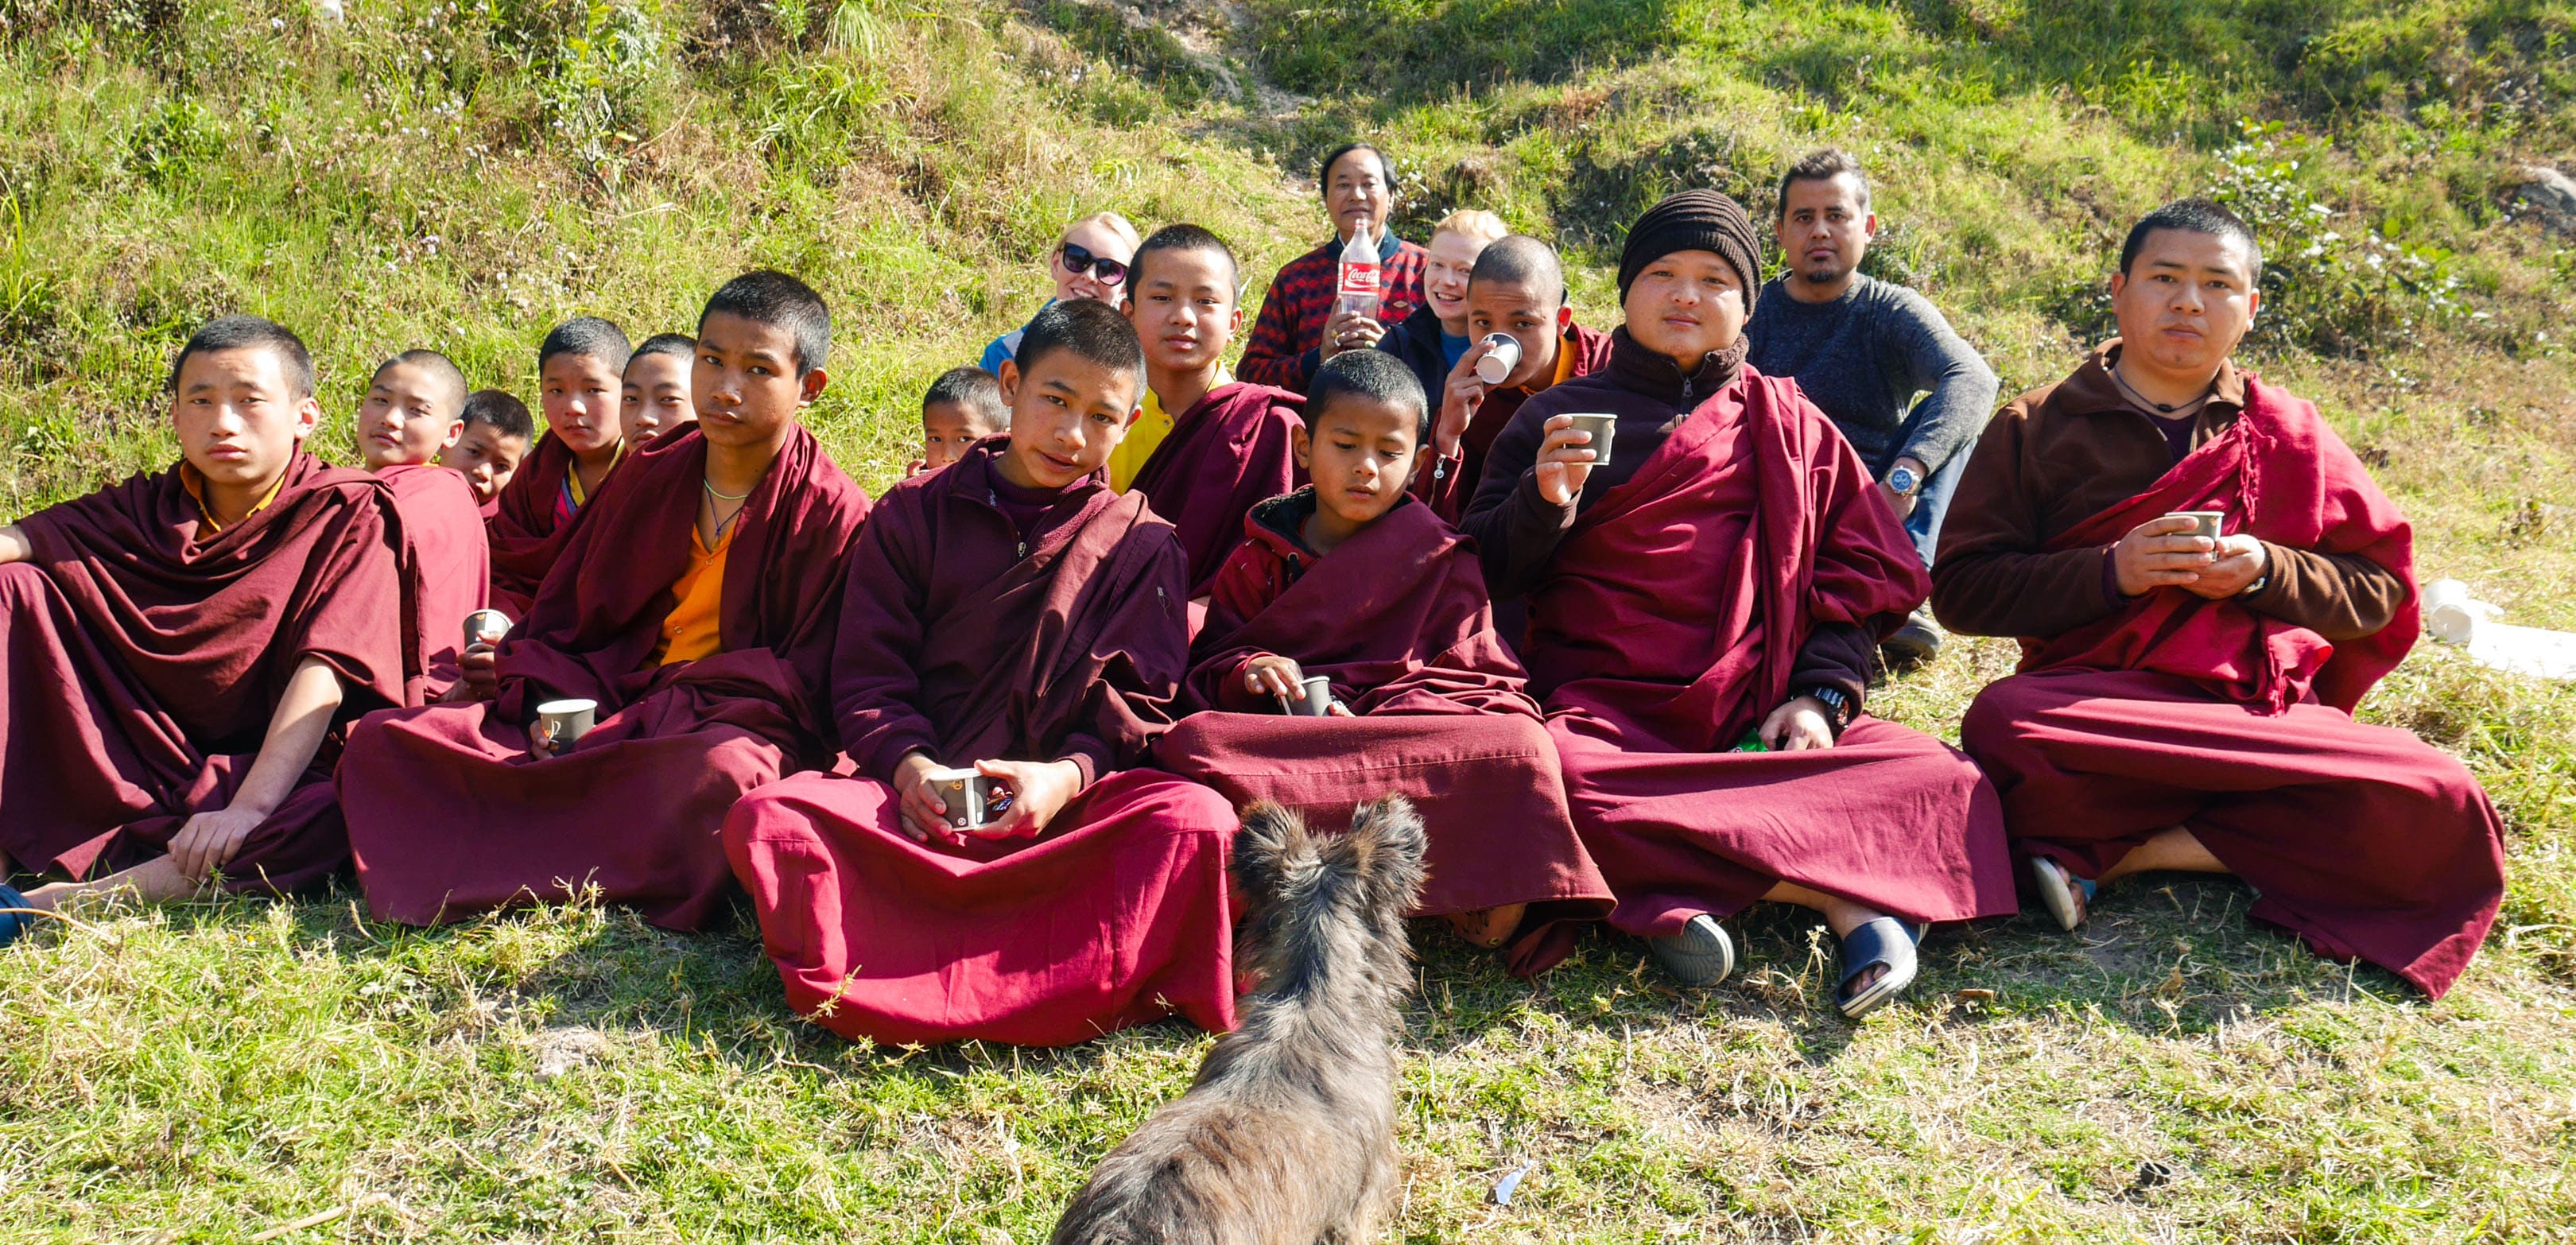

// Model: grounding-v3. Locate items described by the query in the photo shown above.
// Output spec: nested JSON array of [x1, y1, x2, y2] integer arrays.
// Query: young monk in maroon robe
[[0, 316, 410, 940], [444, 389, 533, 517], [1119, 224, 1304, 604], [338, 273, 871, 932], [1933, 200, 2506, 999], [487, 317, 631, 616], [1461, 190, 2015, 1019], [723, 298, 1239, 1048], [356, 349, 491, 699], [1155, 350, 1613, 975], [1414, 235, 1612, 522]]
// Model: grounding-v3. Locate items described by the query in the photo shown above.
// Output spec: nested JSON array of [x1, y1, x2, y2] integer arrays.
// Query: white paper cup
[[925, 766, 1006, 829], [533, 698, 596, 752], [1285, 675, 1333, 717], [2164, 510, 2225, 542], [463, 608, 510, 650], [1474, 334, 1523, 385], [2423, 578, 2480, 645], [1562, 413, 1617, 467]]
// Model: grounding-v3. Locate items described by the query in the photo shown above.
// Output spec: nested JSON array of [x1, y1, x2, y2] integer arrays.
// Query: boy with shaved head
[[1414, 234, 1613, 522], [338, 273, 872, 933], [487, 316, 632, 616], [358, 348, 491, 698], [1935, 199, 2505, 999], [1119, 223, 1305, 602], [724, 298, 1240, 1047], [1157, 350, 1613, 973], [0, 316, 411, 940]]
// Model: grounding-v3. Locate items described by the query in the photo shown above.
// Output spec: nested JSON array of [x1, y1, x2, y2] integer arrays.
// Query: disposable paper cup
[[1474, 334, 1523, 385], [1291, 675, 1334, 717], [1562, 413, 1617, 467], [925, 766, 1006, 829], [2164, 510, 2225, 542], [534, 698, 596, 753], [2423, 578, 2479, 645], [463, 608, 510, 650]]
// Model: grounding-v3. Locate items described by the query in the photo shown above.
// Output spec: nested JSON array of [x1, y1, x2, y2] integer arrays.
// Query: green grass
[[2, 0, 2574, 1238]]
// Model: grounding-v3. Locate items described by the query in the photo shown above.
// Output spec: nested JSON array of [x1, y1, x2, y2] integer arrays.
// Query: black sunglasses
[[1059, 242, 1128, 286]]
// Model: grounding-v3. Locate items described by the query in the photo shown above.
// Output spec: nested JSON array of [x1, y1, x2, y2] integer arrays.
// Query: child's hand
[[969, 758, 1082, 840], [1242, 654, 1305, 704], [890, 751, 957, 845], [904, 459, 928, 479], [450, 642, 499, 702], [1533, 414, 1599, 507]]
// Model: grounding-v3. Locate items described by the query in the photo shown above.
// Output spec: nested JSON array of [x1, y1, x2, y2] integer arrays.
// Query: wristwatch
[[1801, 685, 1852, 733], [1884, 464, 1922, 497]]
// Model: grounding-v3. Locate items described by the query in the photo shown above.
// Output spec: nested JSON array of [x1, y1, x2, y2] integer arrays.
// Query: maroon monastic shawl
[[380, 463, 490, 699], [1, 453, 409, 884], [1125, 380, 1304, 597], [836, 440, 1191, 779], [1531, 367, 1926, 749], [2023, 376, 2417, 714]]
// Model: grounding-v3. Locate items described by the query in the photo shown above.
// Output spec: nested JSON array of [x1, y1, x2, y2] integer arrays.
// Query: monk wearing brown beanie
[[1459, 188, 2015, 1019]]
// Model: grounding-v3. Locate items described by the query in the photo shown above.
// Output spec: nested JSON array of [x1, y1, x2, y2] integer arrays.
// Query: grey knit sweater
[[1744, 273, 1997, 474]]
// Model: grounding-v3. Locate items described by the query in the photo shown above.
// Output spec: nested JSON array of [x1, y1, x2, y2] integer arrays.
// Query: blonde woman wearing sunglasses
[[978, 212, 1143, 375]]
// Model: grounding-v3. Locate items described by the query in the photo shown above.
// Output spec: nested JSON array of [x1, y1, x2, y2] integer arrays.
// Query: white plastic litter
[[2423, 578, 2576, 681]]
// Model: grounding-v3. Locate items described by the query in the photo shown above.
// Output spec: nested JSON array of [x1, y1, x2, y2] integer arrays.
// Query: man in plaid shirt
[[1238, 143, 1430, 394]]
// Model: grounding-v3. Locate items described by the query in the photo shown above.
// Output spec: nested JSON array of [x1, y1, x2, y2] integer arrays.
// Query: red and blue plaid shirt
[[1238, 232, 1429, 394]]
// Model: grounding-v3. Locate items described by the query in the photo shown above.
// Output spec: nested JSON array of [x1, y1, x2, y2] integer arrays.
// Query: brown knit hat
[[1616, 188, 1762, 312]]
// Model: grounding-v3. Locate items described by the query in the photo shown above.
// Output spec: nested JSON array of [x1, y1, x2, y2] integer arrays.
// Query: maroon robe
[[723, 440, 1238, 1047], [339, 426, 870, 931], [1126, 380, 1303, 599], [0, 453, 412, 891], [484, 432, 596, 619], [1156, 491, 1612, 974], [1951, 375, 2504, 997], [1414, 323, 1615, 523], [381, 463, 490, 698], [1529, 369, 2015, 934]]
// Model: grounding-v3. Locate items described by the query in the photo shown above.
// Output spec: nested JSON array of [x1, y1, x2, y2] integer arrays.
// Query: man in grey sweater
[[1747, 149, 1998, 662]]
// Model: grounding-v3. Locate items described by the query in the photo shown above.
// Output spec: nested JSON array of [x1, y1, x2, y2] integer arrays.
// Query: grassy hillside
[[2, 0, 2573, 1239]]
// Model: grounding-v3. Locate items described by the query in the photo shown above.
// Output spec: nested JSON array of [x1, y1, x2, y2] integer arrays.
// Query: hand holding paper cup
[[924, 766, 1013, 831], [530, 698, 596, 758], [2162, 510, 2225, 544], [1473, 333, 1523, 385], [1278, 674, 1334, 716], [463, 608, 510, 651], [1562, 413, 1617, 467]]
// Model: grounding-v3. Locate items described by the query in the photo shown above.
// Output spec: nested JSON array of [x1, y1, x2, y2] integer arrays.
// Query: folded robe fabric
[[1958, 375, 2504, 997], [380, 463, 490, 699], [1123, 380, 1303, 599], [1528, 367, 2016, 933], [484, 431, 585, 619], [724, 440, 1238, 1046], [340, 425, 871, 930], [1158, 491, 1612, 975], [0, 453, 411, 890]]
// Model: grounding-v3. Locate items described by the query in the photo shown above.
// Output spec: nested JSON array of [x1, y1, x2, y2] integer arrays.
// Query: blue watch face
[[1887, 467, 1918, 495]]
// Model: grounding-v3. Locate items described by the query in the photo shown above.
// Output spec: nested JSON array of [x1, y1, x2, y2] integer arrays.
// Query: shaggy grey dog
[[1049, 796, 1427, 1245]]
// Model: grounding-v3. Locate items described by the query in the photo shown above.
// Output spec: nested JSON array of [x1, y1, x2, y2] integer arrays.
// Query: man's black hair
[[538, 316, 632, 376], [699, 270, 832, 374], [371, 348, 469, 413], [922, 365, 1007, 429], [1305, 347, 1430, 445], [630, 332, 696, 365], [1128, 223, 1242, 295], [2120, 197, 2264, 282], [460, 388, 536, 441], [1014, 297, 1145, 389], [1467, 235, 1569, 307], [1775, 147, 1871, 219], [169, 314, 315, 400], [1317, 142, 1395, 195]]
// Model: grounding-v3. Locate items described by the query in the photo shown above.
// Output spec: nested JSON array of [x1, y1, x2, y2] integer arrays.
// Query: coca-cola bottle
[[1336, 223, 1381, 322]]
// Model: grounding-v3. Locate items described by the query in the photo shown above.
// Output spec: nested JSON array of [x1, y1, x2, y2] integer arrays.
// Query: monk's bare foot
[[1445, 904, 1527, 948]]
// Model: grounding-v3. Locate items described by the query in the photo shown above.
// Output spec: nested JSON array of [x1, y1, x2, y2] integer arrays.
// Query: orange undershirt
[[651, 522, 736, 666], [180, 463, 289, 539]]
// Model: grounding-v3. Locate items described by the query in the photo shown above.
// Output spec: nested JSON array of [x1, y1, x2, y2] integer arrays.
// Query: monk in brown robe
[[724, 299, 1240, 1048], [1118, 224, 1304, 606], [1157, 350, 1613, 975], [486, 317, 631, 616], [0, 316, 411, 939], [1461, 191, 2015, 1019], [1934, 199, 2506, 999], [1414, 235, 1612, 522], [355, 348, 491, 698], [337, 273, 870, 932]]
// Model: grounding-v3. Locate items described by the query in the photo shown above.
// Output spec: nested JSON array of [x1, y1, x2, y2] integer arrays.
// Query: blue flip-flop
[[0, 883, 32, 949], [1837, 917, 1925, 1020], [2028, 856, 2097, 933]]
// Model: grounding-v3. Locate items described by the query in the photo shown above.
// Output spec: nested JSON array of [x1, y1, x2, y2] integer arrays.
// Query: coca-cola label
[[1338, 264, 1380, 297]]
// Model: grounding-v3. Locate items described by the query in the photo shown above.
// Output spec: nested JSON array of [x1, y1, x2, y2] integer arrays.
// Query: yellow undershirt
[[651, 521, 736, 666], [180, 463, 290, 538], [1111, 368, 1230, 493]]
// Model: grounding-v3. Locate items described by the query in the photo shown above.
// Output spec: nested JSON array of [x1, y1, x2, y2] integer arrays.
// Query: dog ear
[[1232, 802, 1315, 904], [1333, 795, 1428, 919]]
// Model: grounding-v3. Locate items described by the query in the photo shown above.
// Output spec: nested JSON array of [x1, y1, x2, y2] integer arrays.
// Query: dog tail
[[1233, 796, 1428, 993]]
